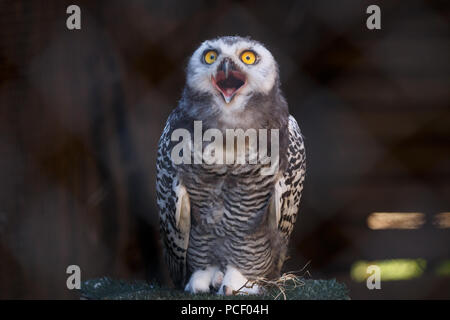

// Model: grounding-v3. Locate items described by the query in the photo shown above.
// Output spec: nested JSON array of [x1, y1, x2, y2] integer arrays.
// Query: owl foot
[[211, 269, 224, 290], [185, 266, 223, 294], [217, 266, 261, 296]]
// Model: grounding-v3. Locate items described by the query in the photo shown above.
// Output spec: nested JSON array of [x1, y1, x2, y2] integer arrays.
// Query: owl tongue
[[213, 70, 246, 103], [223, 88, 236, 97]]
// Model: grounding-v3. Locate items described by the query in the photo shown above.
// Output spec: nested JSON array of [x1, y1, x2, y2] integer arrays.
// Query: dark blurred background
[[0, 0, 449, 299]]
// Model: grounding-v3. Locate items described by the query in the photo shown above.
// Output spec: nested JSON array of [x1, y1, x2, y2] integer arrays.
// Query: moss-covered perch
[[81, 277, 350, 300]]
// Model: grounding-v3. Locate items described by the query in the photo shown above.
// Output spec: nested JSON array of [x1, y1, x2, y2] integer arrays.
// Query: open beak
[[211, 58, 246, 104]]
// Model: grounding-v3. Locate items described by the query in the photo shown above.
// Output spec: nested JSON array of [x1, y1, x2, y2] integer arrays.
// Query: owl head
[[186, 36, 279, 109]]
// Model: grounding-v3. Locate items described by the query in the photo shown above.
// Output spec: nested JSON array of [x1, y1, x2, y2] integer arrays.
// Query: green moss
[[81, 277, 350, 300]]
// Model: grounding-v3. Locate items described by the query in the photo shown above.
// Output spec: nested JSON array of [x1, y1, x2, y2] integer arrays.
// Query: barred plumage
[[156, 36, 306, 295]]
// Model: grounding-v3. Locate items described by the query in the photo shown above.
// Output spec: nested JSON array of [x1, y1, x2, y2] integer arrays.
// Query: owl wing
[[156, 114, 191, 287], [271, 115, 306, 242]]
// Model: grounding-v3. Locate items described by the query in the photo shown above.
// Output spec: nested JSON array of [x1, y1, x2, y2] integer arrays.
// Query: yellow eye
[[241, 51, 256, 65], [204, 50, 217, 64]]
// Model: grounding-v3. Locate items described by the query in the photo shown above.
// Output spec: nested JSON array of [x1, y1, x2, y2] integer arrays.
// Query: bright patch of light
[[351, 259, 426, 282], [367, 212, 425, 230], [433, 212, 450, 229]]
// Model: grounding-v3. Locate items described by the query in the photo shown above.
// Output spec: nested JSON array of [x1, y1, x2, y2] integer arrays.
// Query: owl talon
[[212, 270, 224, 290], [185, 266, 221, 294], [217, 266, 261, 296]]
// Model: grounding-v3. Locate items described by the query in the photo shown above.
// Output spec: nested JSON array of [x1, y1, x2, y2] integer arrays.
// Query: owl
[[156, 36, 305, 295]]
